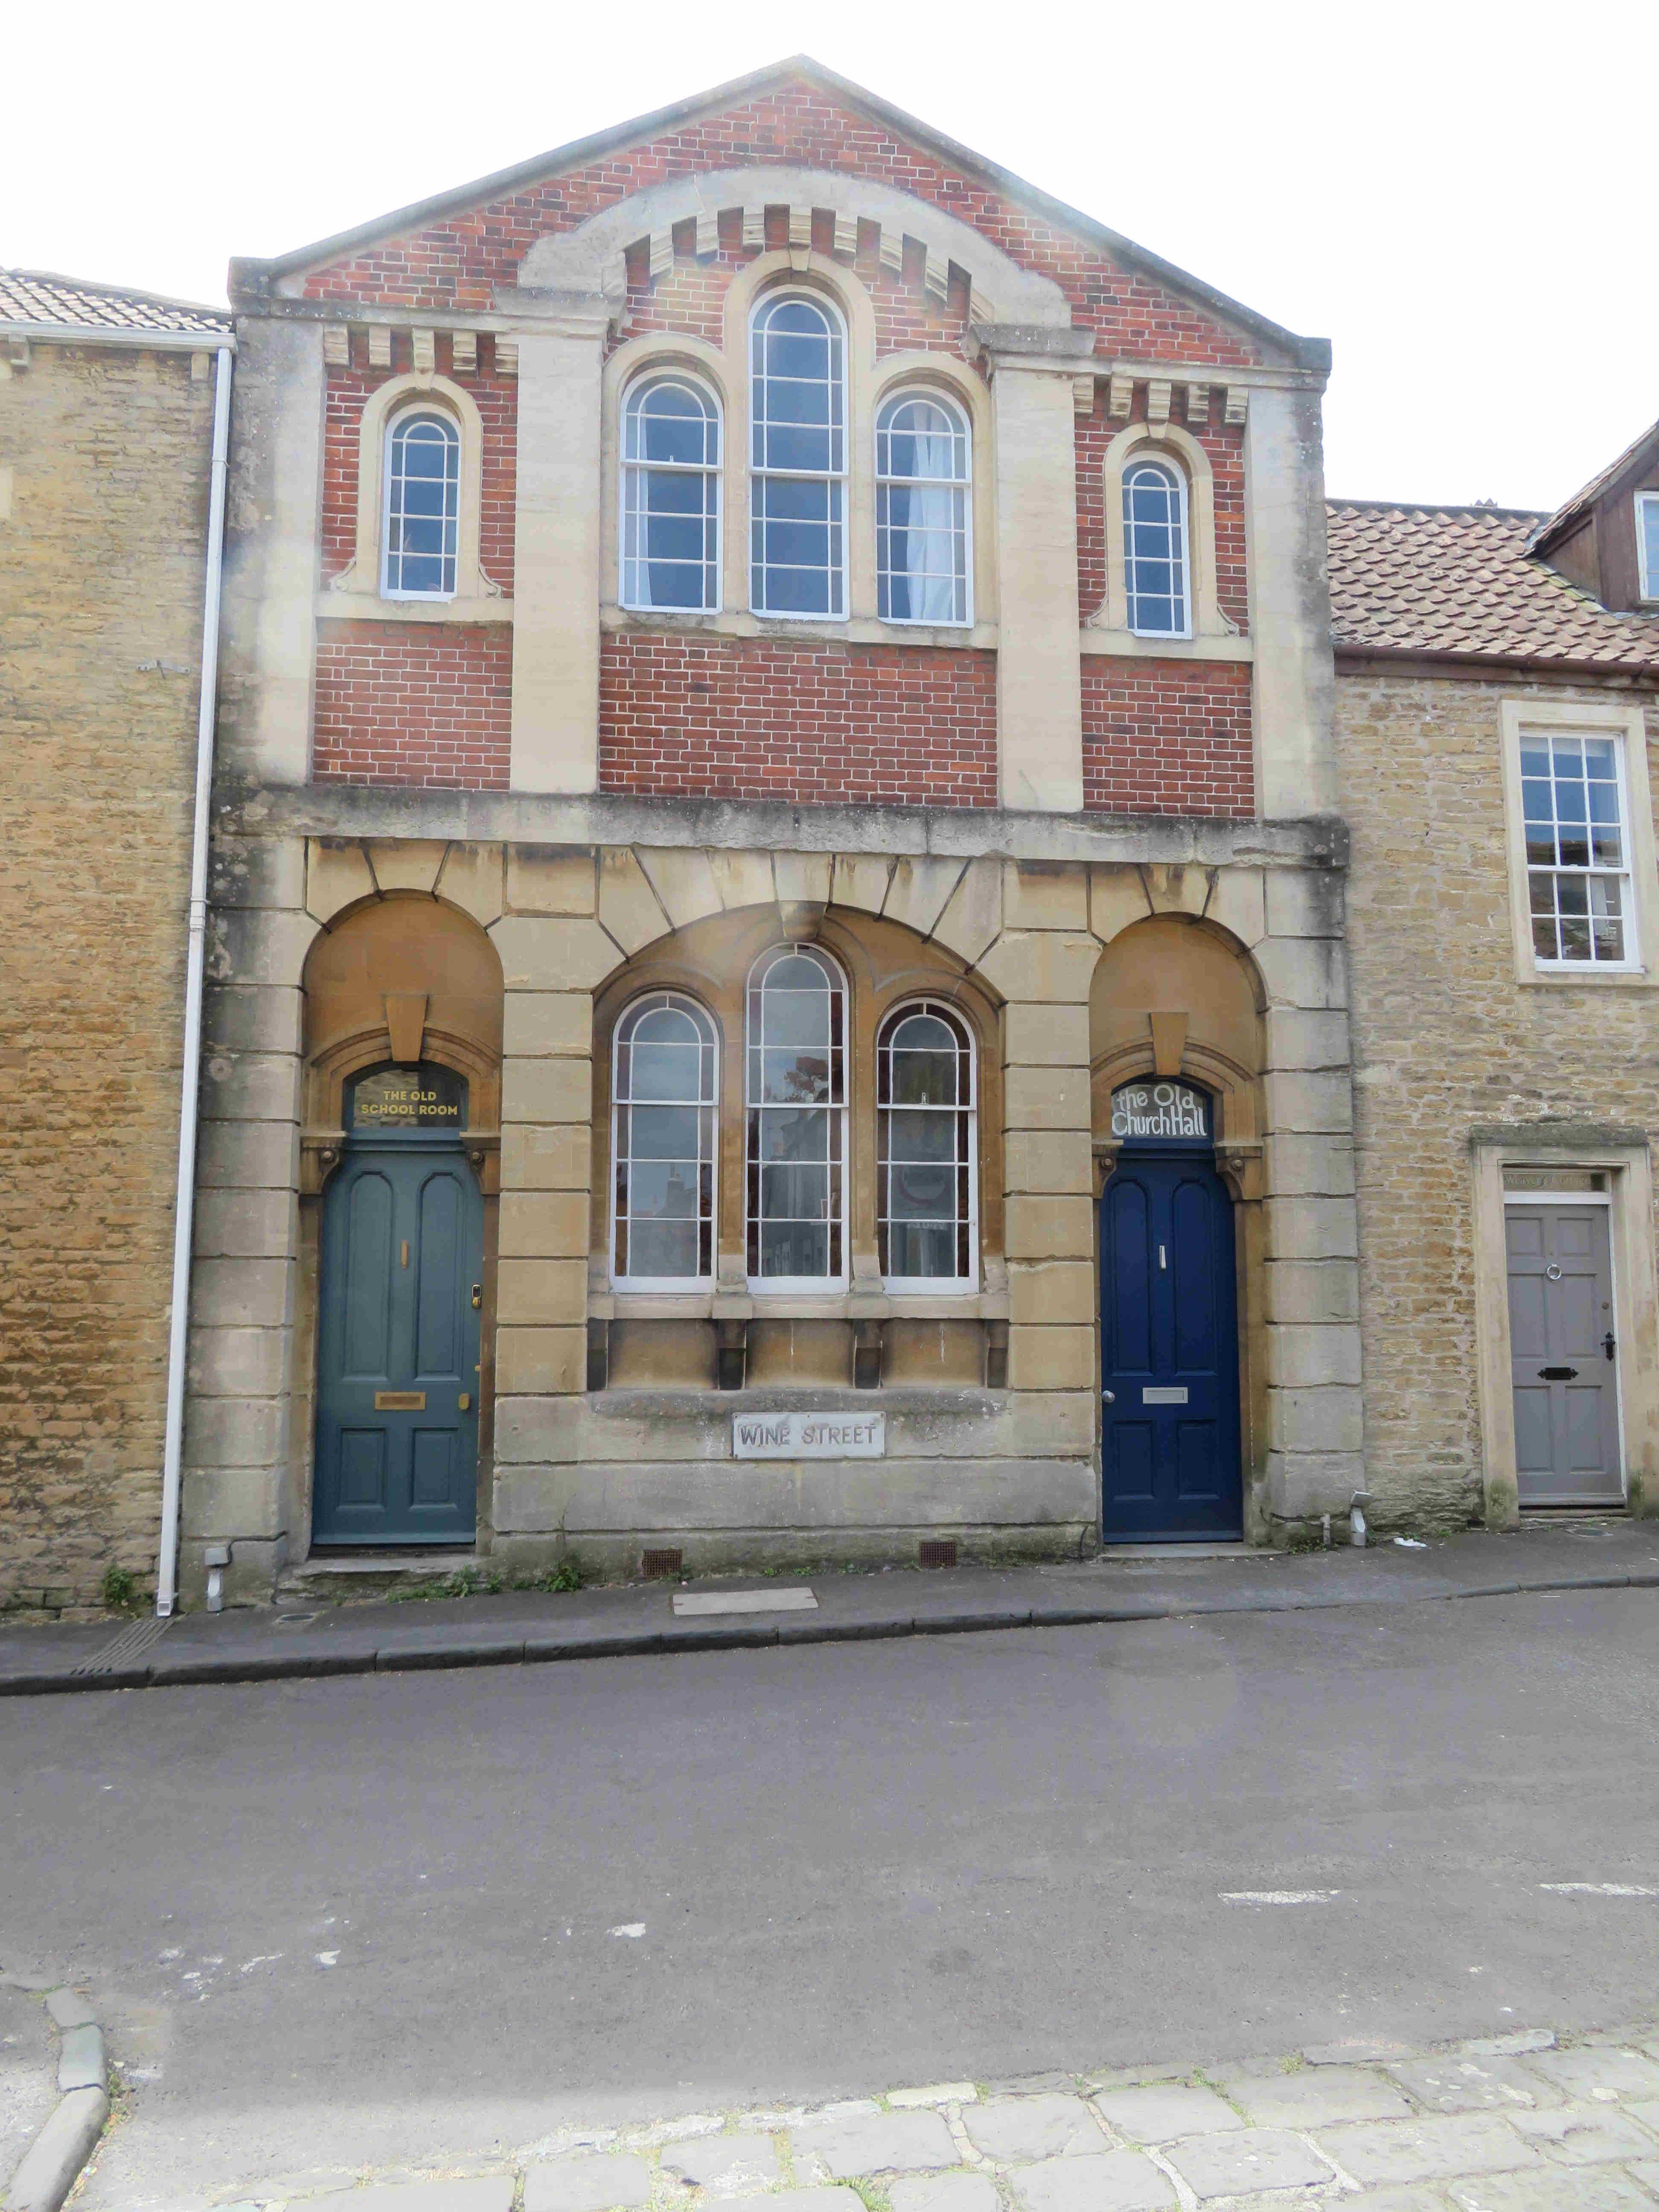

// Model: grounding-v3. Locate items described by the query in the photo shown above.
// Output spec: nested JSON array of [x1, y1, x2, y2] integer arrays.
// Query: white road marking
[[1220, 1889, 1340, 1904], [672, 1589, 819, 1615], [1540, 1882, 1659, 1897], [608, 1922, 646, 1938]]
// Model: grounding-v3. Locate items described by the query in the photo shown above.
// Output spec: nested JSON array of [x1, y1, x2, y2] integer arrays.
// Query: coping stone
[[1091, 2084, 1243, 2144], [963, 2093, 1105, 2163], [1223, 2064, 1412, 2128], [524, 2152, 654, 2212], [1007, 2149, 1175, 2212], [791, 2107, 959, 2176], [658, 2134, 782, 2190], [1386, 2056, 1557, 2113], [1163, 2125, 1333, 2198]]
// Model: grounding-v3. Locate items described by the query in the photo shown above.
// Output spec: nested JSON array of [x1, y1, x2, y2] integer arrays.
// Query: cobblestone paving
[[190, 2026, 1659, 2212]]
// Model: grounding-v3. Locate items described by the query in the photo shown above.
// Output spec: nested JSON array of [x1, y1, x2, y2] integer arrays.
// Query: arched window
[[875, 391, 971, 625], [1123, 459, 1190, 637], [620, 375, 721, 611], [612, 993, 718, 1286], [749, 294, 846, 618], [382, 409, 461, 598], [746, 946, 846, 1284], [877, 1003, 976, 1286]]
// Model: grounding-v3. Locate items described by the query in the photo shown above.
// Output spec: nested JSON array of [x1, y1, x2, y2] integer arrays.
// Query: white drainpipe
[[156, 339, 235, 1618]]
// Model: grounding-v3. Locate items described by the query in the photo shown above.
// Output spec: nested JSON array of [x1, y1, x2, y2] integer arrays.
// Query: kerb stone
[[1164, 2125, 1333, 2198], [524, 2152, 652, 2212], [792, 2108, 958, 2177], [660, 2134, 783, 2191], [1225, 2065, 1412, 2128], [1009, 2149, 1174, 2212], [963, 2093, 1104, 2162], [1092, 2084, 1242, 2144], [1315, 2113, 1543, 2185]]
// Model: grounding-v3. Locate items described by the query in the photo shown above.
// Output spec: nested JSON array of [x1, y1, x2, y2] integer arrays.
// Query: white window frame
[[745, 943, 850, 1294], [877, 999, 978, 1295], [1637, 489, 1659, 605], [380, 404, 461, 601], [1499, 699, 1659, 987], [748, 290, 849, 623], [618, 372, 723, 614], [1122, 456, 1193, 640], [873, 388, 973, 628], [610, 991, 719, 1293]]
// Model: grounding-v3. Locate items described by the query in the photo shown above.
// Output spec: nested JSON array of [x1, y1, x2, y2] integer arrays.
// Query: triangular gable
[[1528, 415, 1659, 556], [231, 57, 1323, 374]]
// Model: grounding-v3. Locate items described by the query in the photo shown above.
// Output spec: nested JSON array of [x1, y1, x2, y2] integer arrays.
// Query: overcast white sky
[[6, 0, 1654, 509]]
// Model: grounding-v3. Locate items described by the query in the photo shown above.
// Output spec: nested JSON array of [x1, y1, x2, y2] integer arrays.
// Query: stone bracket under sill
[[591, 1290, 1010, 1322]]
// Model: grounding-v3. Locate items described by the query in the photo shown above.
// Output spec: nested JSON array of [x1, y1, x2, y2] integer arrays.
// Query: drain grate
[[71, 1615, 173, 1676], [919, 1539, 959, 1570], [641, 1547, 684, 1579]]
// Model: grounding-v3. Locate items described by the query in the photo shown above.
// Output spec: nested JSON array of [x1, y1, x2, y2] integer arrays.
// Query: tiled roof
[[1327, 499, 1659, 671], [1528, 417, 1659, 556], [0, 268, 230, 338]]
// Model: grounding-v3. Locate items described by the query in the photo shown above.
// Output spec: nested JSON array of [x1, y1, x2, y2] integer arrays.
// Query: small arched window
[[382, 408, 461, 598], [1123, 459, 1190, 637], [750, 294, 846, 618], [620, 375, 722, 611], [612, 993, 718, 1286], [746, 945, 846, 1284], [877, 1003, 976, 1286], [876, 391, 971, 625]]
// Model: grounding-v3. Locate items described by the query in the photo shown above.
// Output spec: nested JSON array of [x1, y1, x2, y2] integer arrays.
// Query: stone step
[[275, 1551, 486, 1604]]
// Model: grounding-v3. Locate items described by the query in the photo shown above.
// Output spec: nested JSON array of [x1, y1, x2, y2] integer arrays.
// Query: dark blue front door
[[314, 1142, 483, 1546], [1100, 1135, 1242, 1541]]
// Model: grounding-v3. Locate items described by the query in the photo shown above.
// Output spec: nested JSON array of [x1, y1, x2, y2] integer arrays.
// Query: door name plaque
[[733, 1411, 886, 1459]]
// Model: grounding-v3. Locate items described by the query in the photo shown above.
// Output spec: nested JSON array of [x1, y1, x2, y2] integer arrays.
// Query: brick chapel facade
[[4, 60, 1656, 1611]]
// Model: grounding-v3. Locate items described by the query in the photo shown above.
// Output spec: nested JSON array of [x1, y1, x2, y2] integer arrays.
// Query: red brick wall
[[1076, 394, 1250, 634], [1081, 659, 1253, 817], [321, 332, 516, 594], [599, 633, 996, 806], [313, 622, 511, 787], [297, 82, 1264, 370]]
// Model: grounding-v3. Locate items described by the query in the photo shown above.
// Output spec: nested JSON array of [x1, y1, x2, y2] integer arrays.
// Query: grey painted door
[[1506, 1204, 1622, 1506], [314, 1144, 483, 1545]]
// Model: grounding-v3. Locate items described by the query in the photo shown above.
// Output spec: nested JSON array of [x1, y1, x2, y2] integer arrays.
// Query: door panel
[[1505, 1202, 1622, 1505], [1101, 1152, 1242, 1539], [314, 1144, 483, 1545]]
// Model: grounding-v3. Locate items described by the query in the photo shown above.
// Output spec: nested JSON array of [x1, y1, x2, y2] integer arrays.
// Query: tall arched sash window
[[749, 294, 846, 617], [620, 375, 722, 611], [1123, 458, 1190, 637], [875, 391, 971, 624], [382, 409, 460, 598], [877, 1003, 976, 1285], [746, 946, 846, 1284], [612, 994, 718, 1286]]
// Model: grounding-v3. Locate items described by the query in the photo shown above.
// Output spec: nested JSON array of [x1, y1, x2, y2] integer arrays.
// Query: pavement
[[3, 1518, 1657, 1695], [66, 2020, 1659, 2212], [6, 1571, 1659, 2204], [0, 1983, 56, 2189]]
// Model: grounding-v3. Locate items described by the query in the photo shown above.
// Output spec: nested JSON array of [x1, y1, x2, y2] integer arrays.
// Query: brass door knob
[[458, 1392, 472, 1412]]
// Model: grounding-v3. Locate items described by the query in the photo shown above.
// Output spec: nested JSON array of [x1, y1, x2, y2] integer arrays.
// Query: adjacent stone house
[[0, 272, 230, 1611], [1333, 433, 1659, 1530]]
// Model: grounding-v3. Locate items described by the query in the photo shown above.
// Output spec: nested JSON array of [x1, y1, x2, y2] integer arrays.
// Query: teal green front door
[[314, 1123, 483, 1548]]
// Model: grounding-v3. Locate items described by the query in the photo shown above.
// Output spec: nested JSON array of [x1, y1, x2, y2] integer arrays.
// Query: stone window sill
[[593, 1289, 1009, 1322], [600, 604, 999, 652], [1080, 628, 1253, 662], [317, 591, 515, 625]]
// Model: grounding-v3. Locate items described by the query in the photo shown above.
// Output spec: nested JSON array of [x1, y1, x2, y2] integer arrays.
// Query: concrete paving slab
[[888, 2174, 1000, 2212], [1316, 2114, 1543, 2185], [1221, 2064, 1412, 2127], [1387, 2056, 1559, 2112], [791, 2108, 959, 2177], [658, 2134, 782, 2191], [1445, 2169, 1657, 2209], [523, 2152, 653, 2212], [1007, 2149, 1175, 2212], [1092, 2084, 1243, 2144], [1522, 2047, 1659, 2101], [1508, 2104, 1659, 2161], [1163, 2124, 1335, 2197], [962, 2093, 1104, 2162]]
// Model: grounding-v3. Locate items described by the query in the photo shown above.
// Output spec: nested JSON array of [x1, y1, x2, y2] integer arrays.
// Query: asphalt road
[[6, 1587, 1658, 2203]]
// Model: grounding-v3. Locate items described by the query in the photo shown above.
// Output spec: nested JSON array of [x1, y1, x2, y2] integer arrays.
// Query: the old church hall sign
[[1111, 1081, 1210, 1142]]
